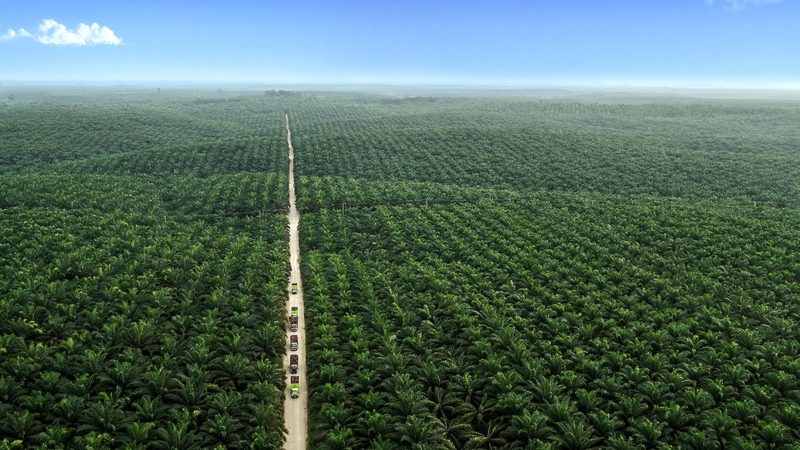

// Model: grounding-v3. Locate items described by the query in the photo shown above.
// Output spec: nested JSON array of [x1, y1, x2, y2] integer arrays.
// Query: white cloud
[[0, 19, 121, 45], [0, 28, 27, 42], [706, 0, 784, 10], [36, 19, 121, 46]]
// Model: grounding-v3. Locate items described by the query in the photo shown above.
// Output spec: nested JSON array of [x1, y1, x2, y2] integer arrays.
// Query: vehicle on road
[[289, 307, 299, 331], [290, 334, 298, 351], [290, 354, 299, 374], [290, 376, 300, 398], [291, 283, 298, 294]]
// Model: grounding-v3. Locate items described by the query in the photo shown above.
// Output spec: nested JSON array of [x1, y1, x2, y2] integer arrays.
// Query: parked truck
[[290, 354, 299, 374], [289, 307, 299, 332], [290, 376, 300, 398], [290, 334, 298, 351], [291, 282, 298, 294]]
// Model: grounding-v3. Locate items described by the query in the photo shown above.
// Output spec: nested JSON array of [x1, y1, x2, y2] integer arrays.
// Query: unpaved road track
[[282, 114, 308, 450]]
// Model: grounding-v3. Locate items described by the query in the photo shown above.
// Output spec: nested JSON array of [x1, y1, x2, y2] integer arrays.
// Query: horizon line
[[3, 79, 800, 91]]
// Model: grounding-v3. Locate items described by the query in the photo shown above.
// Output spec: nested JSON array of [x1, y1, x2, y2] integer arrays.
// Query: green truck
[[289, 306, 299, 332], [290, 376, 300, 399], [291, 283, 298, 294]]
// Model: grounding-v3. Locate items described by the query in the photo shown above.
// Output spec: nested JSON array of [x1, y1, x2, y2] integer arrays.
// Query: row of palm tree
[[289, 96, 800, 209], [2, 171, 289, 218], [300, 196, 800, 449], [0, 205, 288, 448], [2, 91, 301, 448], [52, 136, 288, 180]]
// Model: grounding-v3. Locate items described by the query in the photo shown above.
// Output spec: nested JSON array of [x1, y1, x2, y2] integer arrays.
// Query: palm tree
[[683, 388, 715, 414], [451, 372, 481, 406], [587, 411, 620, 438], [658, 403, 692, 437], [77, 392, 129, 434], [153, 411, 202, 450], [680, 430, 718, 450], [618, 394, 651, 427], [136, 365, 172, 398], [554, 418, 599, 450], [489, 370, 523, 396], [701, 410, 740, 448], [771, 403, 800, 438], [355, 389, 382, 411], [248, 400, 283, 432], [505, 409, 552, 443], [132, 395, 168, 422], [202, 413, 241, 448], [126, 319, 157, 352], [72, 431, 114, 449], [100, 360, 140, 392], [212, 353, 252, 388], [1, 410, 41, 443], [574, 389, 603, 415], [631, 417, 663, 448], [542, 395, 574, 424], [54, 395, 86, 425], [463, 419, 509, 449], [727, 436, 761, 450], [318, 424, 356, 450], [528, 376, 565, 403], [754, 420, 789, 449], [313, 382, 348, 405], [429, 386, 460, 420], [254, 324, 284, 357], [34, 425, 72, 448], [398, 415, 451, 449], [319, 403, 351, 429], [125, 421, 154, 446], [382, 387, 433, 419], [353, 409, 393, 444], [318, 363, 346, 384], [81, 348, 108, 375], [166, 374, 211, 411], [604, 434, 639, 450], [33, 371, 62, 396]]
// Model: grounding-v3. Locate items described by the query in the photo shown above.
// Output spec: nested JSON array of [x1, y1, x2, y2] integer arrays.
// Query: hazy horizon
[[3, 79, 800, 92]]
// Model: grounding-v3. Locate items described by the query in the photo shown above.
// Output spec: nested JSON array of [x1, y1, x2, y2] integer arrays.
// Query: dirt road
[[282, 114, 307, 450]]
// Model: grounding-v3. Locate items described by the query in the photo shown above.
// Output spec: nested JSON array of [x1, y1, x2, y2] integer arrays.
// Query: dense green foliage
[[292, 98, 800, 207], [1, 90, 290, 448], [300, 198, 800, 449], [288, 94, 800, 448], [2, 88, 799, 448]]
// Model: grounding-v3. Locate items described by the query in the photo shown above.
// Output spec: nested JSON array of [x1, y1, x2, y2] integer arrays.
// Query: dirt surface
[[282, 114, 307, 450]]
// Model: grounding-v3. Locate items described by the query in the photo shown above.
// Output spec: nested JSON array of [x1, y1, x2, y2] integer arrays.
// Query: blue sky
[[1, 0, 798, 86]]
